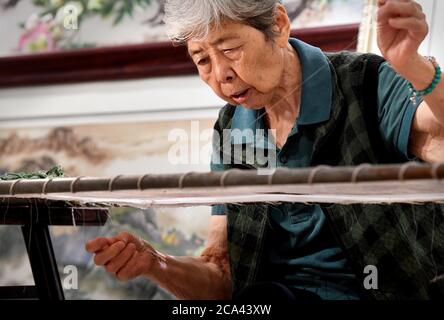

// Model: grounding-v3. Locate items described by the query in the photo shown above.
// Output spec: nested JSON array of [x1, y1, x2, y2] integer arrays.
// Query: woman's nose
[[214, 60, 235, 84]]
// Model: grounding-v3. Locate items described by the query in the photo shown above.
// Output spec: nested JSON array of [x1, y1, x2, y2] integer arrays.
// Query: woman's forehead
[[188, 34, 243, 58], [187, 22, 252, 50]]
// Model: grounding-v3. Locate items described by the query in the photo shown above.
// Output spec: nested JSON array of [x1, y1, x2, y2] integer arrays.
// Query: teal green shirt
[[211, 38, 420, 300]]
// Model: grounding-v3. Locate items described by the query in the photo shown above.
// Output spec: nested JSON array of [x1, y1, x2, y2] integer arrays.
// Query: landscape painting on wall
[[0, 118, 215, 299]]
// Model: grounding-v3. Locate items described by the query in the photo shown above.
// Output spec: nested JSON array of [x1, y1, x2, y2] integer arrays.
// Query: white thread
[[42, 178, 53, 194], [9, 179, 22, 196], [71, 207, 77, 228], [267, 170, 277, 185], [431, 163, 444, 180], [398, 162, 418, 181], [178, 172, 192, 189], [351, 163, 371, 183], [220, 171, 232, 188], [308, 166, 331, 184], [108, 175, 122, 192], [70, 176, 84, 193], [137, 174, 150, 190]]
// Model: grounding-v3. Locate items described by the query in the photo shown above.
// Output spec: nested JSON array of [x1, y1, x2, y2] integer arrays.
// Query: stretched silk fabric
[[0, 163, 443, 208], [5, 180, 443, 208]]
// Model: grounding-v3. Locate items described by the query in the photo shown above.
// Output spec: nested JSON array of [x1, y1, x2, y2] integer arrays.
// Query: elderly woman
[[86, 0, 444, 300]]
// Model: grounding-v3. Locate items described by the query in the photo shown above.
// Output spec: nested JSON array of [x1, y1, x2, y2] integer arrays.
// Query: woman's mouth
[[231, 89, 250, 104]]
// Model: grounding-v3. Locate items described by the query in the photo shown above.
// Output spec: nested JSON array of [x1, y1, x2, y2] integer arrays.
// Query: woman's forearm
[[399, 54, 444, 126], [144, 249, 232, 300]]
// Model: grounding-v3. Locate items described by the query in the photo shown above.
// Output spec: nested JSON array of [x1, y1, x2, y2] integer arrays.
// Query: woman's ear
[[273, 3, 291, 48]]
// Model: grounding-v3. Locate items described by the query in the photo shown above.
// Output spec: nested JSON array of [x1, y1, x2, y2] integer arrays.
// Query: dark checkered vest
[[212, 52, 444, 300]]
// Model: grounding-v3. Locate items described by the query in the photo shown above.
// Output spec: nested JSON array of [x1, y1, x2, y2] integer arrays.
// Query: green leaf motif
[[0, 165, 65, 181]]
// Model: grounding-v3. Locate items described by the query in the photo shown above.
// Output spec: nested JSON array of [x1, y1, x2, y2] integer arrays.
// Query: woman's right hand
[[85, 231, 159, 281], [86, 217, 231, 299]]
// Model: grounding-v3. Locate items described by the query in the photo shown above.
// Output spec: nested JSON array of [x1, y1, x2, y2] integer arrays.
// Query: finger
[[391, 0, 424, 11], [115, 254, 145, 281], [115, 231, 144, 250], [388, 17, 428, 36], [383, 1, 423, 19], [93, 241, 126, 266], [115, 265, 133, 281], [377, 0, 385, 7], [101, 236, 121, 249], [380, 0, 420, 6], [95, 236, 125, 255], [105, 243, 137, 274], [378, 1, 424, 23], [412, 1, 423, 13], [85, 237, 113, 253]]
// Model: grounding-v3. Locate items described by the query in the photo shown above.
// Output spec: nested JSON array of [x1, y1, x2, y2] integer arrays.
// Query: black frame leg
[[21, 224, 65, 300], [1, 200, 108, 300]]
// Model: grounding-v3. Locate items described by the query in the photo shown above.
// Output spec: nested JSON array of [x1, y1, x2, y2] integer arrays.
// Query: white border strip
[[0, 75, 224, 128]]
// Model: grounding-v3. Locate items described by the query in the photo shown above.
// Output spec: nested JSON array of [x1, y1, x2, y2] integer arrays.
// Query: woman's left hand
[[377, 0, 428, 75]]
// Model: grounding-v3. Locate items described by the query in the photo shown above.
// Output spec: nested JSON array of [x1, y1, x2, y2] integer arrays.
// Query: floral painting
[[0, 0, 364, 56]]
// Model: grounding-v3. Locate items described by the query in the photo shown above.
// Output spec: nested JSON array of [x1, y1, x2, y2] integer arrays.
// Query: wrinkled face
[[187, 20, 286, 109]]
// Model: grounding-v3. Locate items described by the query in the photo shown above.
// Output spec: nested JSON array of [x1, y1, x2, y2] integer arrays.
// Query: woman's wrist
[[397, 54, 437, 91], [143, 249, 168, 280]]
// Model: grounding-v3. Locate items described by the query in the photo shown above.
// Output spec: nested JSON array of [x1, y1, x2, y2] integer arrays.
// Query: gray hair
[[164, 0, 281, 45]]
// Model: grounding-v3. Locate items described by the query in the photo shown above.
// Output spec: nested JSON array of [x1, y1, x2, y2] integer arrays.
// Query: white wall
[[415, 0, 443, 63], [428, 0, 444, 64], [417, 0, 435, 56], [0, 75, 224, 129]]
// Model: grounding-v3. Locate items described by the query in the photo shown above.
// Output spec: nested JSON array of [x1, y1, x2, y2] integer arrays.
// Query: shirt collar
[[231, 38, 332, 144]]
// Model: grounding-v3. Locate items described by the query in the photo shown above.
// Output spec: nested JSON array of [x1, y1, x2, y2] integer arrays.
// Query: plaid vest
[[213, 52, 444, 300]]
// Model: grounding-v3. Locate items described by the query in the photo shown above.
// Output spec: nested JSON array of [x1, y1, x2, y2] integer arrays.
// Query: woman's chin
[[232, 98, 263, 109], [241, 103, 263, 110], [224, 95, 264, 109]]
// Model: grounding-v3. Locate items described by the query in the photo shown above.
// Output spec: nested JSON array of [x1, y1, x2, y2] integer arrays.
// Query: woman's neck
[[264, 43, 302, 127]]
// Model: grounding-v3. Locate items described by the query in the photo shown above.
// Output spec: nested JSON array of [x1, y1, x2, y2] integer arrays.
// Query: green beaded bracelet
[[408, 56, 441, 106]]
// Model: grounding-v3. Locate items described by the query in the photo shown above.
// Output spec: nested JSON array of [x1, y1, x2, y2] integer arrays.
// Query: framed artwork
[[0, 118, 214, 299], [0, 0, 364, 88]]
